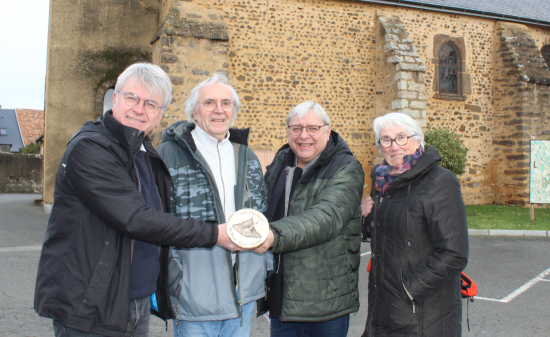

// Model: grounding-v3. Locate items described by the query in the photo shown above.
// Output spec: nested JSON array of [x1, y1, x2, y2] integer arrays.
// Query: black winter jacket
[[362, 146, 469, 337], [34, 112, 218, 337]]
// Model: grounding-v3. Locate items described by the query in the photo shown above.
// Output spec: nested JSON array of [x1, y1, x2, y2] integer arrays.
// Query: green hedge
[[424, 127, 468, 175], [19, 143, 40, 154]]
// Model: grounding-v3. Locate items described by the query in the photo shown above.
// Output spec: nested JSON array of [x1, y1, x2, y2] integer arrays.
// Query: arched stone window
[[439, 44, 460, 95], [95, 79, 117, 118], [432, 35, 470, 100], [541, 45, 550, 66]]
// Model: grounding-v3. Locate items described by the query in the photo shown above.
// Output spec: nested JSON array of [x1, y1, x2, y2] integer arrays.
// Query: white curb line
[[468, 229, 548, 237]]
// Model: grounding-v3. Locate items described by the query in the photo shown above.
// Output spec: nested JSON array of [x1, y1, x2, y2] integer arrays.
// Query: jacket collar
[[161, 120, 250, 152], [101, 110, 146, 153]]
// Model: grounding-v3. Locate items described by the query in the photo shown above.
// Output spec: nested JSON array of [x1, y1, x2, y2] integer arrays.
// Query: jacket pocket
[[76, 240, 127, 329], [400, 268, 416, 311], [322, 247, 342, 293], [378, 267, 419, 333]]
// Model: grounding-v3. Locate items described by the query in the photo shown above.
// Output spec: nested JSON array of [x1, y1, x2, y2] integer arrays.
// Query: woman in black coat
[[361, 113, 469, 337]]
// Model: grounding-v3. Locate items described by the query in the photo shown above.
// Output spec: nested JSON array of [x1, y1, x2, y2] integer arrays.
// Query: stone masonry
[[150, 1, 230, 144], [492, 22, 550, 206], [378, 13, 427, 127], [148, 1, 549, 205], [42, 0, 550, 206]]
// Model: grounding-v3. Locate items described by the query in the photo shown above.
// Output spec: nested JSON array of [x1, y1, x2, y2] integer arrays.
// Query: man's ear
[[155, 112, 164, 128], [112, 90, 117, 104]]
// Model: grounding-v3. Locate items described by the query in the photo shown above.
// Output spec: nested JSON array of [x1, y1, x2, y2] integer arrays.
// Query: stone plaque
[[227, 209, 269, 249]]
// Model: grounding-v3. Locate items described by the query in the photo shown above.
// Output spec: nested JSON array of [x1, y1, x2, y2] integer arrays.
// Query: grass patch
[[466, 205, 550, 230]]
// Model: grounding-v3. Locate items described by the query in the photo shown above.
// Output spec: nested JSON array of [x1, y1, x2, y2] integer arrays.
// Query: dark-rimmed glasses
[[379, 134, 416, 148], [118, 92, 164, 114], [199, 100, 234, 112], [287, 124, 327, 136]]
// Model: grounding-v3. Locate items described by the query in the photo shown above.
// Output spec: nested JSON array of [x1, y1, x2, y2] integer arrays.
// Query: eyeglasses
[[199, 100, 234, 112], [287, 124, 327, 136], [118, 92, 164, 114], [379, 134, 416, 148]]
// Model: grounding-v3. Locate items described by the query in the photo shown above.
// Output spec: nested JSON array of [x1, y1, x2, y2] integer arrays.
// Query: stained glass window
[[439, 44, 459, 95]]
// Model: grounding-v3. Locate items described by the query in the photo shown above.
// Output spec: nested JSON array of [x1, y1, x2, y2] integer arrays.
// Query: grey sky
[[0, 1, 50, 110]]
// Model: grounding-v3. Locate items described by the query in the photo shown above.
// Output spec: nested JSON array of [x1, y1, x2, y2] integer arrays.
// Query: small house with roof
[[15, 109, 45, 150], [0, 109, 44, 153], [0, 109, 25, 153]]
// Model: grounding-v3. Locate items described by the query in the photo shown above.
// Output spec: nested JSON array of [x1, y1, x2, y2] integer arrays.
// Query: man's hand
[[253, 229, 274, 255], [216, 223, 244, 251], [361, 196, 374, 217]]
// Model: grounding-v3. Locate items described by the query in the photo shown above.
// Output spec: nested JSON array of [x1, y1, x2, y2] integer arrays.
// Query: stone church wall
[[152, 0, 550, 204], [43, 0, 550, 205]]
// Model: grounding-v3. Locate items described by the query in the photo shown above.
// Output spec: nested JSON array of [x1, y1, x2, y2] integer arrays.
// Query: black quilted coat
[[362, 146, 469, 337]]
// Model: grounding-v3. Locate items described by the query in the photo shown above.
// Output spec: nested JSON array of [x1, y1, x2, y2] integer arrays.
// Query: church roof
[[359, 0, 550, 26]]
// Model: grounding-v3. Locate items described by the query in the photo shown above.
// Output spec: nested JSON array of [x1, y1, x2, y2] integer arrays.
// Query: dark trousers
[[53, 296, 151, 337], [270, 314, 350, 337]]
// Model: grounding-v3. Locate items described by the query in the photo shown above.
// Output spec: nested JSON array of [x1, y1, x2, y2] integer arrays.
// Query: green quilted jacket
[[265, 131, 365, 322]]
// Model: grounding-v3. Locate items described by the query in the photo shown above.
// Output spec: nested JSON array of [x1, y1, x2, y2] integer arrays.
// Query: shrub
[[19, 143, 40, 154], [424, 127, 468, 175]]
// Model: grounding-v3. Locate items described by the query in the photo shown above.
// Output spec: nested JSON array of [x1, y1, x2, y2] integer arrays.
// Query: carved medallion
[[227, 209, 269, 249]]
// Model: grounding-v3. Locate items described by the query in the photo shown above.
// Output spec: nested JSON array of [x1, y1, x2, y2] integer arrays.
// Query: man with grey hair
[[253, 101, 364, 337], [35, 63, 239, 337], [157, 73, 270, 337]]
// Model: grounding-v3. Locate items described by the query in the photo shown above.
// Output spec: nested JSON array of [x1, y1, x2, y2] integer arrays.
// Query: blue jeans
[[172, 300, 255, 337], [270, 314, 350, 337], [53, 296, 150, 337]]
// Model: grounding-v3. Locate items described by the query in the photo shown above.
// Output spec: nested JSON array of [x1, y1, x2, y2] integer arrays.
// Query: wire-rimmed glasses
[[287, 124, 327, 136], [118, 92, 164, 114], [199, 100, 234, 112]]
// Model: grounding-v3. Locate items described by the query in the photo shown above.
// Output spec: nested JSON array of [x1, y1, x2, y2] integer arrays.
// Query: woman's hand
[[361, 196, 374, 217]]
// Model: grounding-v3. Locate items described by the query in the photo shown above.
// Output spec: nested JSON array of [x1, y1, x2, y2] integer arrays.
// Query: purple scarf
[[375, 148, 424, 194]]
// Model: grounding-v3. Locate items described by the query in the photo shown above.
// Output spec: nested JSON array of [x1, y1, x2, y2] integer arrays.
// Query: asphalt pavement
[[1, 193, 550, 336]]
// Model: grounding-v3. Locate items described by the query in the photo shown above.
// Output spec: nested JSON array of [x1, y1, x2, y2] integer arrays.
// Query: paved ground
[[1, 193, 550, 336]]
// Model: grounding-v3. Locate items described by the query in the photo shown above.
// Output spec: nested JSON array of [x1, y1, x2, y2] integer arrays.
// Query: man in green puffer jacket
[[254, 101, 364, 337]]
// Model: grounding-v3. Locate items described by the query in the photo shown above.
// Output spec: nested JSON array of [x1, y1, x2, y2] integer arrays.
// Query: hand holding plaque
[[226, 209, 269, 249]]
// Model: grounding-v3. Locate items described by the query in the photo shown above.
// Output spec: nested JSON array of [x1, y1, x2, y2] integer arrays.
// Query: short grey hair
[[286, 101, 331, 128], [184, 73, 241, 124], [373, 112, 425, 152], [114, 63, 172, 109]]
